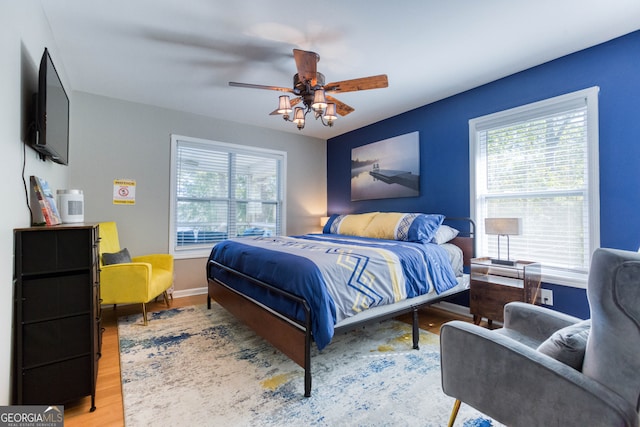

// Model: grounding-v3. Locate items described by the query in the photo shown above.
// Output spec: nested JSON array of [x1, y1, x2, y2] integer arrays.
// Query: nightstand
[[469, 257, 542, 327]]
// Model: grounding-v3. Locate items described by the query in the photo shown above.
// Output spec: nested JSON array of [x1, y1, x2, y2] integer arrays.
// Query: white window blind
[[170, 135, 285, 258], [470, 87, 599, 273]]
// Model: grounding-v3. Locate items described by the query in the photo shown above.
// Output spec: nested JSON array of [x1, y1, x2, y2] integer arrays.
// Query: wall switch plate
[[540, 288, 554, 306]]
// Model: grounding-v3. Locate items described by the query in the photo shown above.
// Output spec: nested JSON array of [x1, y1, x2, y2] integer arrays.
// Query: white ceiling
[[40, 0, 640, 140]]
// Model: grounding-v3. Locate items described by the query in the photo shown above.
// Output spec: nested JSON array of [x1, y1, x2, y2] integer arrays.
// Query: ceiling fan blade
[[293, 49, 319, 85], [229, 82, 293, 93], [325, 74, 388, 93], [269, 97, 302, 115], [326, 95, 355, 116]]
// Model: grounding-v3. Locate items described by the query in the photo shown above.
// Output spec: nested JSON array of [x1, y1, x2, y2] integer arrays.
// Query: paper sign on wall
[[113, 179, 136, 205]]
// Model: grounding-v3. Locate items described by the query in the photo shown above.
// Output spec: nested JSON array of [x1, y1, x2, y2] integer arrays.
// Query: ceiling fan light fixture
[[323, 103, 337, 122], [277, 95, 292, 114], [322, 103, 337, 127], [312, 89, 327, 110], [293, 107, 306, 129]]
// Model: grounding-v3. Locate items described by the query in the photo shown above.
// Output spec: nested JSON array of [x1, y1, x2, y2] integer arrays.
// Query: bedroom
[[2, 0, 640, 420]]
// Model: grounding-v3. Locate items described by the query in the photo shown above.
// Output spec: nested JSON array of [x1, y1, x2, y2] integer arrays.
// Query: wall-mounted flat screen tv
[[31, 47, 69, 165]]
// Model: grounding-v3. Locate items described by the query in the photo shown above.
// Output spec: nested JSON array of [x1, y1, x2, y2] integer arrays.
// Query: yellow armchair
[[98, 222, 174, 325]]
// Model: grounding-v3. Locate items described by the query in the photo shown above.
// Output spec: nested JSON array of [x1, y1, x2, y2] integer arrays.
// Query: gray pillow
[[537, 319, 591, 370], [102, 248, 132, 265], [431, 225, 460, 244]]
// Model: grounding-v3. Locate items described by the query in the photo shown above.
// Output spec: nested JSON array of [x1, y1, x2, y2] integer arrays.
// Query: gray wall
[[1, 2, 327, 404], [68, 92, 327, 292], [1, 1, 72, 405]]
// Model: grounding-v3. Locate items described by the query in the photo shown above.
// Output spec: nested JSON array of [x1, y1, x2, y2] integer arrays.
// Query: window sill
[[172, 248, 213, 260], [541, 266, 588, 289]]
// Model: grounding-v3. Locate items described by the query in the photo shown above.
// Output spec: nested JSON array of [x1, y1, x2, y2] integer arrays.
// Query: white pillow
[[431, 225, 459, 245]]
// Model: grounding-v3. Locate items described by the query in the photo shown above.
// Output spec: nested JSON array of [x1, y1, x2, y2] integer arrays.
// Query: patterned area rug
[[118, 304, 501, 426]]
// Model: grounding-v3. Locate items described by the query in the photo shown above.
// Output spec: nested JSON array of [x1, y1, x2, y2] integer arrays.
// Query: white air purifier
[[57, 189, 84, 223]]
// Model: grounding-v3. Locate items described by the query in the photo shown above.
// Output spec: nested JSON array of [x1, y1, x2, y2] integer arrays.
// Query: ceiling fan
[[229, 49, 388, 130]]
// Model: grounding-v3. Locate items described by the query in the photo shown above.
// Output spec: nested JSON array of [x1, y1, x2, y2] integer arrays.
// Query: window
[[170, 135, 286, 258], [470, 87, 599, 283]]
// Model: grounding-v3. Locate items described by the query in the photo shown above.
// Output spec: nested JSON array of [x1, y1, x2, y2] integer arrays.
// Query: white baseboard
[[171, 291, 472, 316], [432, 301, 473, 318], [172, 287, 208, 299], [433, 301, 505, 327], [100, 287, 208, 309], [100, 290, 475, 321]]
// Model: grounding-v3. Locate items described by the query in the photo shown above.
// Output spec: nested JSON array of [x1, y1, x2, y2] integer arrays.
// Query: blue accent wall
[[326, 30, 640, 317], [540, 283, 590, 319]]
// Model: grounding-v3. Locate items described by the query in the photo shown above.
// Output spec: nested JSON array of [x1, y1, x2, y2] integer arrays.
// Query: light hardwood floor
[[63, 295, 472, 426]]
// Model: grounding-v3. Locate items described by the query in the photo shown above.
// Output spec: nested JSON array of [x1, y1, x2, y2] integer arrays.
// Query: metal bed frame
[[206, 217, 475, 397]]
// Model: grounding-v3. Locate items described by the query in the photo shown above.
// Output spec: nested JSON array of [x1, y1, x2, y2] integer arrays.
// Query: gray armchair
[[440, 248, 640, 427]]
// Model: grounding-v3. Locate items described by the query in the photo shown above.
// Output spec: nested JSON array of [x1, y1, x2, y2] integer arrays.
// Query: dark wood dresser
[[13, 224, 102, 411]]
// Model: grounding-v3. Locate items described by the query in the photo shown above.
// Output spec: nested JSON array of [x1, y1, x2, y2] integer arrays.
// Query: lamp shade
[[277, 95, 292, 114], [312, 89, 327, 110], [323, 103, 337, 121], [293, 107, 305, 124], [485, 218, 522, 235]]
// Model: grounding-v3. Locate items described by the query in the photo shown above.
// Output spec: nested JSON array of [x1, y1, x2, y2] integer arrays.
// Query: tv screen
[[32, 48, 69, 165]]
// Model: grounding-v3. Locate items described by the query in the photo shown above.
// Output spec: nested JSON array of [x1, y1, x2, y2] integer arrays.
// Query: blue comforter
[[207, 233, 457, 350]]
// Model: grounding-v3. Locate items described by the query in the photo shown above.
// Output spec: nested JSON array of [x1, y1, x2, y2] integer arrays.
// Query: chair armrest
[[132, 254, 174, 272], [440, 321, 638, 427], [100, 262, 153, 304], [503, 301, 583, 342]]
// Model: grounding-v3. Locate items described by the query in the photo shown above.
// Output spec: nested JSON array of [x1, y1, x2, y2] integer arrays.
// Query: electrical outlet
[[539, 288, 554, 306]]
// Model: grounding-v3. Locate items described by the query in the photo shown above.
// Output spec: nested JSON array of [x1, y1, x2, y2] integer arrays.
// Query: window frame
[[169, 134, 287, 259], [469, 87, 600, 288]]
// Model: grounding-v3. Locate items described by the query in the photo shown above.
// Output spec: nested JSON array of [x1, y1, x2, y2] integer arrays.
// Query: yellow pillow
[[324, 212, 445, 242], [362, 212, 405, 240], [337, 212, 379, 236]]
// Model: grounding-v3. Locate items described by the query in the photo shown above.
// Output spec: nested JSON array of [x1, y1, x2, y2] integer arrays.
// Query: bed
[[206, 213, 475, 397]]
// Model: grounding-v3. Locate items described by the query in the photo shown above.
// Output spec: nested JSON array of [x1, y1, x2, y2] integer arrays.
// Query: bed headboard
[[443, 217, 476, 268]]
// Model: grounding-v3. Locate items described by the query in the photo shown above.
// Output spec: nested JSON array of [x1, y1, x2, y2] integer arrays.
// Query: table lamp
[[485, 218, 522, 266]]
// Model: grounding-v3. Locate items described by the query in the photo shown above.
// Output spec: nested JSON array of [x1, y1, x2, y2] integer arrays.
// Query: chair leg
[[142, 303, 148, 326], [162, 290, 171, 307], [448, 399, 461, 427]]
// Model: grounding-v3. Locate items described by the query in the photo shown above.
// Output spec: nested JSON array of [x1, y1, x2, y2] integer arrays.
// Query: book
[[30, 176, 61, 226], [30, 176, 48, 225], [38, 178, 62, 225]]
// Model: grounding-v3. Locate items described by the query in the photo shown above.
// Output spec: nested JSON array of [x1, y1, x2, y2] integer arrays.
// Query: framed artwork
[[351, 131, 420, 201]]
